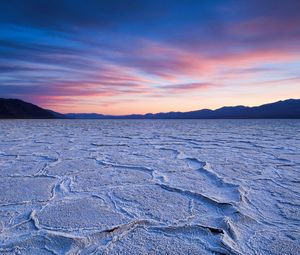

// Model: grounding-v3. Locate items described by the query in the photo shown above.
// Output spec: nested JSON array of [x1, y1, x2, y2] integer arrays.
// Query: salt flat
[[0, 119, 299, 254]]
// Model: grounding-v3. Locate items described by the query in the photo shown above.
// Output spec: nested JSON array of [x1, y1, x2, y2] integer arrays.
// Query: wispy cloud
[[160, 82, 215, 93]]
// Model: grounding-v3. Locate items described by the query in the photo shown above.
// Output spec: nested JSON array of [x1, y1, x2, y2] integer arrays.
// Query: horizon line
[[62, 98, 298, 116], [1, 97, 298, 116]]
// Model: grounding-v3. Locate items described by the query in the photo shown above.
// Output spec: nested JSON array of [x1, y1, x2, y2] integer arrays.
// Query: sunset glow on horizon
[[1, 0, 300, 114]]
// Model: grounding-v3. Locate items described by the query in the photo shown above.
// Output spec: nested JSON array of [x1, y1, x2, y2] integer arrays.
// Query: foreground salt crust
[[0, 119, 299, 254]]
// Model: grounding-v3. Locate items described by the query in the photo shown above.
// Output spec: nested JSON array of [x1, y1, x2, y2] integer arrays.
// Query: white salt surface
[[0, 119, 299, 254]]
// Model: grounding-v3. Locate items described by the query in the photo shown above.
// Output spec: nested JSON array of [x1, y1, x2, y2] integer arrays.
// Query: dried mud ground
[[0, 119, 299, 254]]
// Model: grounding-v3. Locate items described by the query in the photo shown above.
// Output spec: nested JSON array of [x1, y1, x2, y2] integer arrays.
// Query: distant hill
[[1, 98, 299, 119], [66, 113, 109, 119], [67, 99, 300, 119], [0, 98, 61, 119]]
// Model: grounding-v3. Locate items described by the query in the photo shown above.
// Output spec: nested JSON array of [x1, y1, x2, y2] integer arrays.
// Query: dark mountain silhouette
[[67, 99, 300, 119], [46, 109, 66, 119], [0, 98, 61, 119], [0, 98, 299, 119]]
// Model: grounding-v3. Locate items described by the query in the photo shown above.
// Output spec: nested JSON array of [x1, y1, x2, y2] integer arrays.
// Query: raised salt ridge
[[0, 119, 299, 254]]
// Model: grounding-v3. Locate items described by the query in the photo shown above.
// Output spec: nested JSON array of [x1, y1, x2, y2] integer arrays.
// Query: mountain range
[[0, 98, 299, 119], [0, 98, 56, 119]]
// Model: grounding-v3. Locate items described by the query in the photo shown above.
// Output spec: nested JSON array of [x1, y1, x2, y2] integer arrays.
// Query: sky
[[0, 0, 300, 114]]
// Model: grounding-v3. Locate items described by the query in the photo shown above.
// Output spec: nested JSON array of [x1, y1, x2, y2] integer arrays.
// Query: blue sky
[[0, 0, 300, 114]]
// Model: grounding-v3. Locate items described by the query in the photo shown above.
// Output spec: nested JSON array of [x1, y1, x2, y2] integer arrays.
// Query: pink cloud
[[161, 82, 215, 94]]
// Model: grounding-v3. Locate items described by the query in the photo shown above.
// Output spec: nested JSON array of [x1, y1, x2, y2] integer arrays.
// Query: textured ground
[[0, 119, 299, 254]]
